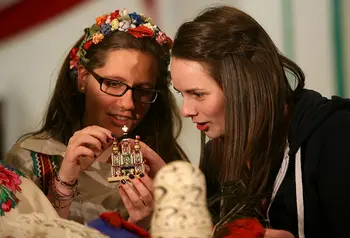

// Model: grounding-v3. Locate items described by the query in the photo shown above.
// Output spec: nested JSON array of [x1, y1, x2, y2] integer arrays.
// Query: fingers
[[74, 146, 95, 159], [138, 141, 166, 178], [118, 184, 136, 211], [118, 183, 153, 227], [138, 141, 163, 163], [82, 125, 114, 140], [144, 164, 151, 174], [119, 177, 153, 209], [67, 126, 114, 158], [76, 136, 103, 151], [130, 174, 154, 208], [70, 126, 114, 148], [138, 173, 153, 193], [60, 126, 114, 182]]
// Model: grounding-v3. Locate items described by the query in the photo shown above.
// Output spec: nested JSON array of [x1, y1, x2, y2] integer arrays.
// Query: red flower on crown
[[69, 47, 79, 69], [128, 26, 154, 38], [83, 40, 93, 51], [69, 47, 79, 59], [110, 10, 120, 21]]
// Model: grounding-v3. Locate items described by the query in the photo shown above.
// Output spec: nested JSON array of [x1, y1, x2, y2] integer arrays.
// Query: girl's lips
[[196, 122, 209, 131], [109, 115, 130, 127]]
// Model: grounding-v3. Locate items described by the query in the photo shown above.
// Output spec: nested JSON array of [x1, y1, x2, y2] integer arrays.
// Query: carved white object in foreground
[[151, 161, 213, 238]]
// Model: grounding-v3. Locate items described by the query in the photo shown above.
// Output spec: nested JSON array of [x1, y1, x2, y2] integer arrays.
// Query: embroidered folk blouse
[[3, 133, 128, 224]]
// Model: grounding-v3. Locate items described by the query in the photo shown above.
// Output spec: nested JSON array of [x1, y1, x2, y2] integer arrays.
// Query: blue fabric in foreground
[[87, 218, 140, 238]]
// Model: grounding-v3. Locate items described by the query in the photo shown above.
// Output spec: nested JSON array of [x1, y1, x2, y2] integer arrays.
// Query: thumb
[[138, 141, 166, 177]]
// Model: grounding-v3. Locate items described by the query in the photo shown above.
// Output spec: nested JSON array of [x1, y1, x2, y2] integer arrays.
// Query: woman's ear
[[77, 65, 88, 93]]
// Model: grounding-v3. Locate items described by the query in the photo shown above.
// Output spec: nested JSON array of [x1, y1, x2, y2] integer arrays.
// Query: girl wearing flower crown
[[4, 8, 187, 228]]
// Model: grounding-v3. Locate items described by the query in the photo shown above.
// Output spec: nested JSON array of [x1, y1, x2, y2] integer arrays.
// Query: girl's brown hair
[[172, 5, 304, 221]]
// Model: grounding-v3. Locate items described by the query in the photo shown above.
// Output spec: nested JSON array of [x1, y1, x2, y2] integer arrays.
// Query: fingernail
[[129, 174, 135, 179], [121, 179, 126, 184], [140, 173, 144, 178], [94, 154, 97, 158], [106, 138, 110, 143]]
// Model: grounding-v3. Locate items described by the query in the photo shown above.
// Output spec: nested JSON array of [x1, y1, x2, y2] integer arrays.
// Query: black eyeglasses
[[85, 68, 160, 104]]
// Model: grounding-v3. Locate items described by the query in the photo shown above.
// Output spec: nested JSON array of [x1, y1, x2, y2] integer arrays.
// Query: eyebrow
[[103, 75, 126, 82], [103, 75, 155, 88], [173, 87, 204, 93]]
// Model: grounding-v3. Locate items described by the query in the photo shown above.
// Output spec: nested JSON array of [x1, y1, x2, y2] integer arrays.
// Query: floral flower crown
[[69, 8, 172, 70]]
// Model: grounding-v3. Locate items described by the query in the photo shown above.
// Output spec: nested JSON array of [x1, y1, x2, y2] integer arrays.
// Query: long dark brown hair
[[172, 6, 304, 222], [23, 30, 187, 162]]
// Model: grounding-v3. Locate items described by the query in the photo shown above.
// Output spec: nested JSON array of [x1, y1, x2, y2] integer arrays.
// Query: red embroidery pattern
[[0, 161, 24, 216], [31, 152, 59, 195]]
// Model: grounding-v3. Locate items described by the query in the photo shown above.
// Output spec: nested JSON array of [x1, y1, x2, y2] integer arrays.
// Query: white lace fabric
[[0, 212, 108, 238]]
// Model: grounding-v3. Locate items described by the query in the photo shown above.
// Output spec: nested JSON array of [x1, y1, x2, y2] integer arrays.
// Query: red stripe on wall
[[0, 0, 88, 42]]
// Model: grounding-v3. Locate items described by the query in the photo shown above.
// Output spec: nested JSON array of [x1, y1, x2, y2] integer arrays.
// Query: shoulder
[[18, 133, 66, 157], [320, 109, 350, 136], [303, 109, 350, 164], [4, 133, 65, 166], [305, 109, 350, 189], [317, 109, 350, 160], [312, 110, 350, 234], [4, 133, 64, 187], [311, 109, 350, 152], [4, 141, 34, 177]]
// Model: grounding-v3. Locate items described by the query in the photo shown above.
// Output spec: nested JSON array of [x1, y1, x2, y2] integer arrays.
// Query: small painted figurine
[[108, 125, 145, 183]]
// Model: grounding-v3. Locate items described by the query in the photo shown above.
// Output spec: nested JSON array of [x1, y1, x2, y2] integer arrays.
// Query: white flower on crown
[[130, 23, 136, 29], [119, 20, 130, 31], [142, 23, 157, 31], [120, 8, 128, 17]]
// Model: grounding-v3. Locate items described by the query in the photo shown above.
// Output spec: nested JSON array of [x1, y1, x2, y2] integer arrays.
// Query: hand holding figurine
[[108, 127, 155, 229], [137, 141, 166, 178], [118, 173, 154, 229], [59, 125, 114, 183]]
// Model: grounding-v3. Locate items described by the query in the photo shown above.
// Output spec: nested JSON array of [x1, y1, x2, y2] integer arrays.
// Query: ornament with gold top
[[108, 125, 145, 183]]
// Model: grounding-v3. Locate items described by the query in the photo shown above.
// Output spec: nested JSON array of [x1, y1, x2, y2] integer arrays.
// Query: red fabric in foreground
[[100, 212, 151, 238], [0, 0, 88, 41], [221, 218, 265, 238]]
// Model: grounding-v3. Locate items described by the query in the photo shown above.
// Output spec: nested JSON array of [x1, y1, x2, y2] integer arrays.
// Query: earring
[[80, 86, 85, 92]]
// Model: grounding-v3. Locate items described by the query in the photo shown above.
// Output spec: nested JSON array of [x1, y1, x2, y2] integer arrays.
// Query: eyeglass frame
[[83, 67, 160, 104]]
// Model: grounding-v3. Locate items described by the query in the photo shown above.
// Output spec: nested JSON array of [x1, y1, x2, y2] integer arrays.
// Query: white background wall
[[0, 0, 347, 165]]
